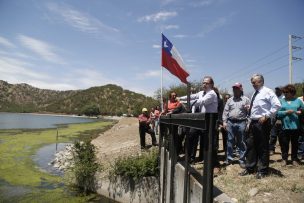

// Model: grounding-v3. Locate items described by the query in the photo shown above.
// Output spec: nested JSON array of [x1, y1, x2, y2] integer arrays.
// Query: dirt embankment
[[92, 117, 155, 169]]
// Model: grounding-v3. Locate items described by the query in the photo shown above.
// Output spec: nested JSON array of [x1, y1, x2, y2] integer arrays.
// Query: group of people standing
[[138, 73, 304, 179]]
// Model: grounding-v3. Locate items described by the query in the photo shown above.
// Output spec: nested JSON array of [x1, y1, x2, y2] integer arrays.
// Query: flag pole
[[187, 82, 190, 112], [161, 65, 163, 112], [160, 33, 163, 112]]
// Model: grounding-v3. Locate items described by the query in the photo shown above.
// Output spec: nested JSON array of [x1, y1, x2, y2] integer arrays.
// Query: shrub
[[110, 149, 159, 182], [70, 140, 100, 195], [82, 104, 100, 116]]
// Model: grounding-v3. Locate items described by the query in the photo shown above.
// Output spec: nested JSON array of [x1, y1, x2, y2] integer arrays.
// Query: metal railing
[[159, 113, 217, 203]]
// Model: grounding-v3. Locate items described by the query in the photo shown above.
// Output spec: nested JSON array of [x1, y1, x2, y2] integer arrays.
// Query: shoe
[[292, 160, 300, 166], [189, 158, 195, 164], [281, 160, 288, 167], [256, 172, 267, 179], [214, 167, 221, 175], [224, 160, 233, 165], [239, 162, 246, 169], [239, 169, 253, 176]]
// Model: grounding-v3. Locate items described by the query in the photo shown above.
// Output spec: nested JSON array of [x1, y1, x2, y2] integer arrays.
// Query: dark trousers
[[279, 129, 300, 161], [177, 126, 187, 155], [139, 125, 156, 148], [245, 119, 271, 174], [269, 119, 282, 151], [187, 128, 219, 166], [187, 128, 202, 160], [221, 128, 228, 157], [206, 128, 220, 167], [299, 133, 304, 158]]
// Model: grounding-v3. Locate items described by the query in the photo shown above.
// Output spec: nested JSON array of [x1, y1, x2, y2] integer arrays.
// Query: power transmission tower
[[289, 34, 302, 84]]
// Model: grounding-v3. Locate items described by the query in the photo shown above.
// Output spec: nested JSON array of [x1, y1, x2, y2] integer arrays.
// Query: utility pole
[[289, 34, 303, 84], [289, 35, 292, 84]]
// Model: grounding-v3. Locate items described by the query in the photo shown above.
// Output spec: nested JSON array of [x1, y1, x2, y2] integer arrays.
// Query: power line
[[218, 35, 303, 85], [264, 60, 302, 77], [263, 63, 289, 75], [219, 53, 288, 86], [219, 38, 303, 86], [218, 43, 288, 84], [218, 60, 302, 92]]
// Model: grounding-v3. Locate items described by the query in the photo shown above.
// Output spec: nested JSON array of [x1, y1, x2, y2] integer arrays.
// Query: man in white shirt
[[180, 76, 219, 170], [180, 78, 218, 113], [239, 74, 281, 179]]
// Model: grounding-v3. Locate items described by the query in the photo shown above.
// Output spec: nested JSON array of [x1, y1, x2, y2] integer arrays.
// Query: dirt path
[[92, 117, 155, 168]]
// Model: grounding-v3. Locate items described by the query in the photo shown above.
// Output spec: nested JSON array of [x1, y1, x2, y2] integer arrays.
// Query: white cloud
[[190, 0, 214, 7], [46, 2, 119, 35], [186, 59, 197, 63], [161, 0, 176, 5], [138, 11, 177, 23], [136, 70, 160, 79], [0, 36, 15, 48], [27, 80, 77, 90], [0, 56, 49, 82], [161, 24, 179, 30], [173, 34, 188, 39], [0, 55, 111, 91], [72, 68, 115, 88], [18, 35, 65, 64], [186, 64, 198, 68], [198, 17, 228, 37], [152, 44, 161, 49]]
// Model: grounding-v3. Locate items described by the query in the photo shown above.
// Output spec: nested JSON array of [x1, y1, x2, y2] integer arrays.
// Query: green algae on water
[[0, 120, 113, 202]]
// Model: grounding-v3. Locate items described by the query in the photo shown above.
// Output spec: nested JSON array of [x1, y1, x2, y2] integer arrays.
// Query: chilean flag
[[161, 34, 189, 84]]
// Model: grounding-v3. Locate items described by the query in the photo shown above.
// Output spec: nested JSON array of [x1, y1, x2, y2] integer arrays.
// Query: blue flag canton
[[162, 34, 173, 56]]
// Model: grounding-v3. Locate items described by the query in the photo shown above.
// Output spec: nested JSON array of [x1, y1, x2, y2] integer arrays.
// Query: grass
[[0, 120, 113, 202]]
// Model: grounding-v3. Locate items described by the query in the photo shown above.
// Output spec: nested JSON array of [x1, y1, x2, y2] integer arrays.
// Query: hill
[[0, 80, 158, 116]]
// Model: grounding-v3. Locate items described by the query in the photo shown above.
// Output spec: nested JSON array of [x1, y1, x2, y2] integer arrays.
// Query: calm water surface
[[0, 113, 96, 129]]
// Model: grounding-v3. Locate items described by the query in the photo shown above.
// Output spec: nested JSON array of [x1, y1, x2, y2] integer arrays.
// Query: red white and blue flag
[[161, 34, 189, 84]]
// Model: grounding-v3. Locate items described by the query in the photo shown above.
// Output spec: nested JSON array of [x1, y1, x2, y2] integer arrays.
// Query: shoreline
[[0, 111, 124, 120]]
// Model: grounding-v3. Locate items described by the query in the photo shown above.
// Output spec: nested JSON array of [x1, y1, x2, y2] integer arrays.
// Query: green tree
[[82, 104, 100, 116]]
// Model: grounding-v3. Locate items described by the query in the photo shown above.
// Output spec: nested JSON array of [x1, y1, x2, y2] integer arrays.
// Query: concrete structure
[[96, 176, 159, 203], [159, 154, 234, 203]]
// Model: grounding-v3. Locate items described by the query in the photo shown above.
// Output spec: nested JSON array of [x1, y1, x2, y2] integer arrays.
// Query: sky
[[0, 0, 303, 97]]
